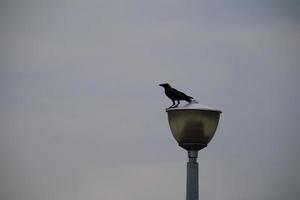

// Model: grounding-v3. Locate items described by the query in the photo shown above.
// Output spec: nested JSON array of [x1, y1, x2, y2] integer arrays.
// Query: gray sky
[[1, 0, 300, 200]]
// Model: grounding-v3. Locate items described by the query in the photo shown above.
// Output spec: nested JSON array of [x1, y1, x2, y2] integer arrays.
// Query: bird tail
[[185, 96, 193, 102]]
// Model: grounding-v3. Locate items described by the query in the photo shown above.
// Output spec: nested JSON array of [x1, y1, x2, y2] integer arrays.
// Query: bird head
[[159, 83, 171, 88]]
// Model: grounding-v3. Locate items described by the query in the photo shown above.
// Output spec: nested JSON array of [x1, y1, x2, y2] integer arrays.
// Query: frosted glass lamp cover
[[166, 102, 222, 150]]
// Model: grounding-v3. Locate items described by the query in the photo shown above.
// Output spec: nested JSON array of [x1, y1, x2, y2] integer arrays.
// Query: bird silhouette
[[159, 83, 194, 108]]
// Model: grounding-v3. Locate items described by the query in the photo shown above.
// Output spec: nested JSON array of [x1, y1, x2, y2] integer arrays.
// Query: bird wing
[[171, 88, 193, 99]]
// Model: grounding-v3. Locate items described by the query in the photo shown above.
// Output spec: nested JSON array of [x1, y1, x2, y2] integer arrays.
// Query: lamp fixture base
[[179, 143, 207, 151]]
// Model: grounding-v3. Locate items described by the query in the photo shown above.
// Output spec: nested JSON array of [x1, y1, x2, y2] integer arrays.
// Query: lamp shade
[[167, 103, 222, 150]]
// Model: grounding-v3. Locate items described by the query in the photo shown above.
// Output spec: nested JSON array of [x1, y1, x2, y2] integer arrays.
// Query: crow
[[159, 83, 194, 108]]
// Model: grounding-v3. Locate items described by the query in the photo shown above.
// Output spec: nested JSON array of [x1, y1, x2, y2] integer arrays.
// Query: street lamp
[[166, 102, 222, 200]]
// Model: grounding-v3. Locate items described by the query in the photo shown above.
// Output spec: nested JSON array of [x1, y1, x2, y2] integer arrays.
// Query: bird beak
[[159, 84, 163, 87]]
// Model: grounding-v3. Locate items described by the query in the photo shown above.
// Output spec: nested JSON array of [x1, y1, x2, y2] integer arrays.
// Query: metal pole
[[186, 150, 199, 200]]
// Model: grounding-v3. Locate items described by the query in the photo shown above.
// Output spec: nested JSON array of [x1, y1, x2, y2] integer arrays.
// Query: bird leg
[[174, 100, 180, 107], [169, 100, 176, 108]]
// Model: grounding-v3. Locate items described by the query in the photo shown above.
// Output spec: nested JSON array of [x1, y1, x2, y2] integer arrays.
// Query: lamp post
[[166, 103, 222, 200]]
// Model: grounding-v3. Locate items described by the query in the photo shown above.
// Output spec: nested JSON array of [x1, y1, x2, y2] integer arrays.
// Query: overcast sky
[[0, 1, 300, 200]]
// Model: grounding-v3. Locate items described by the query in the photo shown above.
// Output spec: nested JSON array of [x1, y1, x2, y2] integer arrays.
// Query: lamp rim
[[166, 108, 222, 113], [165, 102, 222, 113]]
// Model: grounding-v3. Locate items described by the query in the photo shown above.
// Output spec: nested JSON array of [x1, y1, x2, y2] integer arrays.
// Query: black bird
[[159, 83, 194, 108]]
